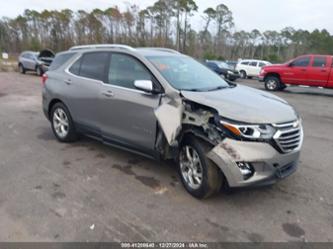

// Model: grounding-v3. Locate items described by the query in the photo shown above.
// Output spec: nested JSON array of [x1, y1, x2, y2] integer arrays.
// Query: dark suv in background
[[205, 60, 240, 81]]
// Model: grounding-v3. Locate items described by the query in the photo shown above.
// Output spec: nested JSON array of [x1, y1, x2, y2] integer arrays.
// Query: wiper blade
[[206, 85, 229, 91]]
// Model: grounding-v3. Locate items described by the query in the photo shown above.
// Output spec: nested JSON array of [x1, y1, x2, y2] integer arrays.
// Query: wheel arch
[[48, 99, 64, 119], [264, 72, 281, 82]]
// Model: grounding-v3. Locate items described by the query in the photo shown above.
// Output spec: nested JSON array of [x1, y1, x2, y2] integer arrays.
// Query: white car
[[236, 59, 271, 79]]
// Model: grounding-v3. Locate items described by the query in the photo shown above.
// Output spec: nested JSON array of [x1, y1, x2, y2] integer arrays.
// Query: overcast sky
[[2, 0, 333, 33]]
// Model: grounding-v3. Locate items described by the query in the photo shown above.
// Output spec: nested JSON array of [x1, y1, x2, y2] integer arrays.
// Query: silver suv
[[42, 44, 303, 199], [18, 49, 55, 76]]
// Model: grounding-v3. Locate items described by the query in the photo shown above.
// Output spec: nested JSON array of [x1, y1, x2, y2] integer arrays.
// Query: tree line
[[1, 0, 333, 62]]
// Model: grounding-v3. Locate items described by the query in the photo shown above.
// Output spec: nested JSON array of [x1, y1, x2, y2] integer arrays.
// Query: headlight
[[227, 70, 233, 75], [219, 119, 276, 140]]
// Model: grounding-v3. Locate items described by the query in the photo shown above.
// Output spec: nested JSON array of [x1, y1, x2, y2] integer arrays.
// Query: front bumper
[[207, 138, 301, 188], [227, 71, 240, 80], [258, 75, 265, 82]]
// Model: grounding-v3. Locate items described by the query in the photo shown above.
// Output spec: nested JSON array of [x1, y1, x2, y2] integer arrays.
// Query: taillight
[[42, 73, 48, 87]]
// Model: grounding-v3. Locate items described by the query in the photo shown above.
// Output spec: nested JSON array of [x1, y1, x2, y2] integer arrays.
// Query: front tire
[[50, 103, 78, 143], [178, 136, 223, 199], [265, 76, 281, 91]]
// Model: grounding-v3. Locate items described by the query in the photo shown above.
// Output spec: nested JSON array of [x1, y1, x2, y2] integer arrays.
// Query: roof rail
[[138, 47, 180, 54], [69, 44, 136, 51]]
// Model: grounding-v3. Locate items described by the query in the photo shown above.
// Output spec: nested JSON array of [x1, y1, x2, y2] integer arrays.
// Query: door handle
[[102, 90, 114, 97], [64, 79, 72, 85]]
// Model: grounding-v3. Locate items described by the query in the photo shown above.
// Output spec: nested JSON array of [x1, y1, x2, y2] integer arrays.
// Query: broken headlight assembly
[[217, 117, 277, 141]]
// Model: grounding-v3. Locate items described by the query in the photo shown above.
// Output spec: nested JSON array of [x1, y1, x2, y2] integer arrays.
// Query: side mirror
[[134, 80, 154, 93]]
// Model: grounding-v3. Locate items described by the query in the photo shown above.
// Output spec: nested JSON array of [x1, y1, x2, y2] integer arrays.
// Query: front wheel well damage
[[155, 99, 226, 160]]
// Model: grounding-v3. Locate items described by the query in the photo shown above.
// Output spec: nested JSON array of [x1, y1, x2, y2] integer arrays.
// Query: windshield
[[217, 62, 232, 69], [147, 56, 229, 91]]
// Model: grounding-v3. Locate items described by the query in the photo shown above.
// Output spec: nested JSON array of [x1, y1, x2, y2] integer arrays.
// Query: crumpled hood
[[181, 85, 298, 124]]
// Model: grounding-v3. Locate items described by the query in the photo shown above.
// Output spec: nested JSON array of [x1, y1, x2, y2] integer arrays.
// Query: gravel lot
[[0, 72, 332, 242]]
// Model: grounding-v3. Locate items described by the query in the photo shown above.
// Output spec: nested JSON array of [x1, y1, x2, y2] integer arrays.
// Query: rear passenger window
[[49, 53, 75, 71], [249, 61, 258, 67], [108, 53, 152, 89], [312, 57, 327, 67], [79, 52, 109, 82], [291, 57, 310, 67], [69, 58, 81, 75]]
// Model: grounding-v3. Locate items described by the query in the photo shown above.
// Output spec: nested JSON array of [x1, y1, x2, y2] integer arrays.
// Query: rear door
[[64, 52, 109, 135], [99, 52, 162, 154], [307, 56, 330, 87], [25, 53, 36, 70], [248, 61, 258, 76], [283, 56, 310, 85]]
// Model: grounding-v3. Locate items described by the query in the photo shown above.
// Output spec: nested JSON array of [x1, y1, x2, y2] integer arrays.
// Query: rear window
[[241, 61, 249, 65], [49, 53, 75, 71]]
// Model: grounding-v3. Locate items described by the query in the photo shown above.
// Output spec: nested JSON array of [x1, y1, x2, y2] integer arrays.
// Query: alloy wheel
[[179, 145, 203, 190], [53, 108, 69, 138], [266, 79, 277, 90]]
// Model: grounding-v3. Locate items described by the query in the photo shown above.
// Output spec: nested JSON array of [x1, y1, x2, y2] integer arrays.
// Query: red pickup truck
[[259, 54, 333, 91]]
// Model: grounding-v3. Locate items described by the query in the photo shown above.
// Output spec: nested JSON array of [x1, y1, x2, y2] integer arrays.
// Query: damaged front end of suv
[[148, 54, 303, 199]]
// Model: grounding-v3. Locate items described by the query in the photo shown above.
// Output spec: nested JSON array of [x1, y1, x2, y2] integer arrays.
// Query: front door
[[99, 53, 162, 154], [282, 56, 310, 85]]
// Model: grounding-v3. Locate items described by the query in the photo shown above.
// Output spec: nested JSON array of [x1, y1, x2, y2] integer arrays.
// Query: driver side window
[[108, 53, 152, 89], [291, 57, 310, 67]]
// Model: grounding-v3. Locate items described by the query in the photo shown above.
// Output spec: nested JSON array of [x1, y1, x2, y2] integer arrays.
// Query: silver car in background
[[18, 49, 55, 76], [42, 44, 303, 199]]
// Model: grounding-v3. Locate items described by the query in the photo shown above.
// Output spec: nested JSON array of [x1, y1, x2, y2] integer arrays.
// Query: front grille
[[273, 120, 303, 153]]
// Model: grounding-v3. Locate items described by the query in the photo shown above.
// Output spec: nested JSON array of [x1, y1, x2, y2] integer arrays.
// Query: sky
[[2, 0, 333, 34]]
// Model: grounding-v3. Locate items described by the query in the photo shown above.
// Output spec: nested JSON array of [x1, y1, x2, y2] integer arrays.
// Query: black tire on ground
[[50, 102, 78, 143], [248, 76, 253, 79], [265, 76, 281, 91], [178, 135, 223, 199], [18, 64, 26, 74], [279, 84, 287, 90], [240, 70, 247, 79], [36, 66, 43, 76]]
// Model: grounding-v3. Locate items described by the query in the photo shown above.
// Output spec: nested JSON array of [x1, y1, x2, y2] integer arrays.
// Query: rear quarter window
[[49, 53, 76, 71]]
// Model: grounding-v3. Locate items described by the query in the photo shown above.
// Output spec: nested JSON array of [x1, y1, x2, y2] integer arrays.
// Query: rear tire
[[50, 103, 78, 143], [18, 64, 26, 74], [265, 76, 281, 91], [178, 136, 223, 199], [279, 84, 287, 90], [240, 70, 247, 79]]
